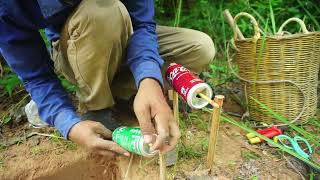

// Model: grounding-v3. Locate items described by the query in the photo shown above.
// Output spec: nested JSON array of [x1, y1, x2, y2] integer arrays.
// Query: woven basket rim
[[235, 31, 320, 42]]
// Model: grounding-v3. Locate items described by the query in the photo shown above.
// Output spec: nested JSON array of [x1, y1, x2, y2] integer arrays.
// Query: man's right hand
[[68, 120, 130, 157]]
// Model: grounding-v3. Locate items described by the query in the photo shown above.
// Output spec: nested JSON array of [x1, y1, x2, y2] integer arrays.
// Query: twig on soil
[[139, 156, 157, 170], [124, 154, 134, 180], [0, 132, 65, 147], [283, 155, 306, 180], [223, 111, 242, 118], [28, 132, 65, 139], [0, 94, 29, 126]]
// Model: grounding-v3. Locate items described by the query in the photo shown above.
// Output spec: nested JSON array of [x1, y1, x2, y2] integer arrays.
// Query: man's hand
[[68, 120, 130, 157], [134, 78, 181, 153]]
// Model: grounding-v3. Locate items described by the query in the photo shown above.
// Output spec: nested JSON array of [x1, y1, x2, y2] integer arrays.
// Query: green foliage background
[[1, 0, 319, 99], [155, 0, 319, 54]]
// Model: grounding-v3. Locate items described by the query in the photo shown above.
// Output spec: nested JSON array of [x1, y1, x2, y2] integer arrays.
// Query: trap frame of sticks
[[124, 91, 224, 180], [159, 90, 225, 179]]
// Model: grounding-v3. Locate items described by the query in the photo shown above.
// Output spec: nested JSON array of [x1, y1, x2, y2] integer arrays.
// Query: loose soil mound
[[0, 98, 306, 180]]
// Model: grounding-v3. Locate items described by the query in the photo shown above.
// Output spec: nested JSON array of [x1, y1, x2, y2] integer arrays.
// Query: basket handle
[[277, 18, 309, 34], [233, 12, 261, 42]]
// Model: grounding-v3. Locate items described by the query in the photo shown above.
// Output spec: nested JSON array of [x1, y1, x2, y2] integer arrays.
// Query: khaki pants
[[52, 0, 215, 113]]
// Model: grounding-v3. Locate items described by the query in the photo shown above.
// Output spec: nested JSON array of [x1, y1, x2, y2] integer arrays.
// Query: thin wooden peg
[[173, 91, 179, 125], [198, 93, 220, 108], [168, 89, 174, 101], [124, 154, 134, 180], [159, 152, 166, 180], [207, 95, 225, 172], [159, 90, 180, 180]]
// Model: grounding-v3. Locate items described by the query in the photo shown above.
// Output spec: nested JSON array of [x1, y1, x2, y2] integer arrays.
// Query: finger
[[150, 113, 170, 151], [159, 144, 173, 153], [160, 121, 181, 153], [95, 138, 130, 157], [168, 120, 181, 149], [134, 104, 155, 144], [92, 122, 113, 139]]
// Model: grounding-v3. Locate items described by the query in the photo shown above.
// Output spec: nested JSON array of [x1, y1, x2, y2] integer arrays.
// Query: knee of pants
[[191, 32, 216, 71], [68, 0, 132, 43]]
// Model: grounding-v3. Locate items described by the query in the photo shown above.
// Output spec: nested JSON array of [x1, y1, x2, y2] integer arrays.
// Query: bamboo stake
[[159, 152, 166, 180], [207, 95, 225, 172], [158, 91, 179, 180], [173, 91, 179, 125], [168, 89, 174, 101], [158, 90, 180, 180], [223, 9, 245, 40], [168, 90, 179, 122]]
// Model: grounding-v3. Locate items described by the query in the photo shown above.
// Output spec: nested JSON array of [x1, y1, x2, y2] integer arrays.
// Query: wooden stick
[[198, 93, 220, 108], [223, 9, 245, 40], [173, 91, 179, 125], [158, 90, 179, 180], [207, 95, 225, 172], [124, 154, 134, 180], [168, 89, 174, 101], [159, 152, 166, 180]]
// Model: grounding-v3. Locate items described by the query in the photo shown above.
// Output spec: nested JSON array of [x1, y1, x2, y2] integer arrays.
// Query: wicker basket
[[228, 12, 320, 124]]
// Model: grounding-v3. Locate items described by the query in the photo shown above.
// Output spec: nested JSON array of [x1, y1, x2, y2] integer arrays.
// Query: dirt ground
[[0, 93, 315, 180]]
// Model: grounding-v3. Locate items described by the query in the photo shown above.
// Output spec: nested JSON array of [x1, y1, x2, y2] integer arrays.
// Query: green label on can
[[112, 127, 153, 157]]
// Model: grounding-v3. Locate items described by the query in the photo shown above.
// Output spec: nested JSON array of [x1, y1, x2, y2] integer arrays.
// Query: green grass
[[297, 0, 320, 30], [0, 156, 4, 169], [178, 142, 204, 159], [251, 97, 320, 147], [50, 130, 77, 150], [173, 0, 182, 27], [0, 65, 76, 126], [0, 66, 22, 97], [202, 60, 237, 87], [220, 113, 320, 171], [227, 160, 237, 170], [0, 1, 319, 176], [59, 75, 78, 93], [156, 0, 319, 49], [176, 111, 208, 160], [31, 146, 47, 156], [269, 0, 276, 34], [0, 94, 29, 126], [241, 149, 261, 160]]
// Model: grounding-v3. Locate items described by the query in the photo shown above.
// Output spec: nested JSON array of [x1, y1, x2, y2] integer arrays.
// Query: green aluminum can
[[112, 126, 157, 157]]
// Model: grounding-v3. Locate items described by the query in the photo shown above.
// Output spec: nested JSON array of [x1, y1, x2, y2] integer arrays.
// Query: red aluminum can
[[165, 63, 213, 109]]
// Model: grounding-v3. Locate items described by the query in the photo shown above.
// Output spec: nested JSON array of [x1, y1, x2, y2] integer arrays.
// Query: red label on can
[[165, 64, 204, 101]]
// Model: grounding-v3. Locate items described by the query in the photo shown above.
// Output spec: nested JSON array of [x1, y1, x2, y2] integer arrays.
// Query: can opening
[[193, 88, 210, 106], [142, 143, 158, 157], [196, 89, 207, 99], [187, 83, 213, 109]]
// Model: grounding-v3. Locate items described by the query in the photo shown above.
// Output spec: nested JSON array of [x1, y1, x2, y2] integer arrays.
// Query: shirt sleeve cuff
[[53, 110, 81, 138], [130, 61, 164, 88]]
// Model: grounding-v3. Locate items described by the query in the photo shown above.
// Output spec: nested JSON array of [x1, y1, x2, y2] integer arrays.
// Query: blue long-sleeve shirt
[[0, 0, 164, 138]]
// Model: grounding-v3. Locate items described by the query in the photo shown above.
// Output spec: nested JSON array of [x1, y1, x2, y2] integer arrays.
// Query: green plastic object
[[277, 135, 312, 160]]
